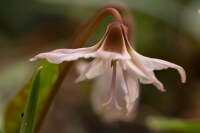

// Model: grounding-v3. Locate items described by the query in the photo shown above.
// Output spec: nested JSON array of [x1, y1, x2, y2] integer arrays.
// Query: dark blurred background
[[1, 0, 200, 133]]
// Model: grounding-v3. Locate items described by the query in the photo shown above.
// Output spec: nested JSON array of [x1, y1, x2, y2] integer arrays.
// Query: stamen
[[103, 61, 121, 110]]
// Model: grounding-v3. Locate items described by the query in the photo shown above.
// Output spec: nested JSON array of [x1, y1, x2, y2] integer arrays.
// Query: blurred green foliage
[[3, 61, 58, 133], [20, 66, 42, 133]]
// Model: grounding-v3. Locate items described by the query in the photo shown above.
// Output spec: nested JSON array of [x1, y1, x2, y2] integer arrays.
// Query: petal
[[29, 39, 102, 63], [90, 64, 135, 122], [122, 70, 139, 114], [122, 70, 139, 102], [75, 59, 107, 82], [29, 52, 67, 64], [85, 59, 107, 79], [30, 46, 99, 63], [61, 52, 96, 61], [124, 59, 165, 92], [95, 50, 130, 60], [95, 23, 131, 61], [120, 60, 150, 81], [122, 31, 185, 91], [135, 52, 186, 83]]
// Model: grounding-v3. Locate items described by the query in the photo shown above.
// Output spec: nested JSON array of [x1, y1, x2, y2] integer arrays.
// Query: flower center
[[103, 23, 124, 54]]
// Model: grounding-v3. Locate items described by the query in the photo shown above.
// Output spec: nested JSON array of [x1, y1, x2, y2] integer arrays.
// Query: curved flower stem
[[105, 4, 135, 42], [72, 7, 123, 48], [35, 7, 123, 133]]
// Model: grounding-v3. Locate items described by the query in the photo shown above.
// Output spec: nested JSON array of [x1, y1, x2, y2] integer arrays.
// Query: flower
[[30, 22, 186, 114], [76, 61, 137, 122]]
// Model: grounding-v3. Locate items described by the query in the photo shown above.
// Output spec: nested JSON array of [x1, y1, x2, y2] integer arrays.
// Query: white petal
[[90, 64, 135, 122], [123, 34, 185, 91], [120, 60, 150, 81], [135, 52, 186, 83], [29, 41, 101, 63], [122, 70, 139, 114], [29, 52, 67, 64], [124, 95, 135, 115], [85, 59, 107, 79], [122, 70, 139, 102], [61, 52, 96, 61], [126, 59, 165, 92], [95, 50, 131, 60], [75, 59, 107, 82]]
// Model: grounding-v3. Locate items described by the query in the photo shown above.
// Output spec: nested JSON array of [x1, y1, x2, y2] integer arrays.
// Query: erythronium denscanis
[[30, 22, 186, 114]]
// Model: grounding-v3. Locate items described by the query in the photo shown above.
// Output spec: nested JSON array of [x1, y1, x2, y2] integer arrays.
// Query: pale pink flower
[[30, 22, 186, 113]]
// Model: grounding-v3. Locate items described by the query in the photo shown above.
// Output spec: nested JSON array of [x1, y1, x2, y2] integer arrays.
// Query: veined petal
[[134, 52, 186, 83]]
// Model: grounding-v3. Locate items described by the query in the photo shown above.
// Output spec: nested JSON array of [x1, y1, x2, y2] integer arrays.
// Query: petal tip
[[29, 57, 36, 62], [177, 67, 186, 83]]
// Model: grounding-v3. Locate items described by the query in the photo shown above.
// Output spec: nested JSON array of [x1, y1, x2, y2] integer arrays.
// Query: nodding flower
[[30, 22, 186, 114]]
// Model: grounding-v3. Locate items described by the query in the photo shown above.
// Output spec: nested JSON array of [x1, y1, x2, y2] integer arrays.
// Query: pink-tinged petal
[[95, 50, 131, 60], [29, 52, 68, 64], [122, 70, 139, 114], [122, 70, 139, 102], [75, 59, 106, 82], [124, 96, 135, 115], [52, 40, 103, 54], [91, 65, 134, 122], [135, 52, 186, 83], [85, 59, 107, 79], [123, 31, 184, 91], [29, 38, 102, 63], [103, 62, 122, 110], [125, 59, 165, 92], [97, 23, 131, 60], [120, 60, 150, 82], [61, 52, 96, 61]]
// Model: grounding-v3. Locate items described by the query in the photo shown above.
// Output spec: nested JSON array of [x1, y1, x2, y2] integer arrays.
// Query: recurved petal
[[120, 60, 165, 92], [135, 52, 186, 83]]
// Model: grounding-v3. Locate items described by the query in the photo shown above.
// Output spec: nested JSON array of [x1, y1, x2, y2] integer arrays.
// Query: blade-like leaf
[[3, 61, 58, 133], [20, 66, 43, 133], [147, 116, 200, 133]]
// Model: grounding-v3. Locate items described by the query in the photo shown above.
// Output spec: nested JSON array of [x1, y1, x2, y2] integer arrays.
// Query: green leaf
[[147, 116, 200, 133], [20, 66, 43, 133], [3, 61, 58, 133]]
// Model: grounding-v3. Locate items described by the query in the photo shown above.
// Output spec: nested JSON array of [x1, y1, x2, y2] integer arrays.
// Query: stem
[[35, 7, 123, 133], [72, 7, 123, 48], [105, 4, 135, 43]]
